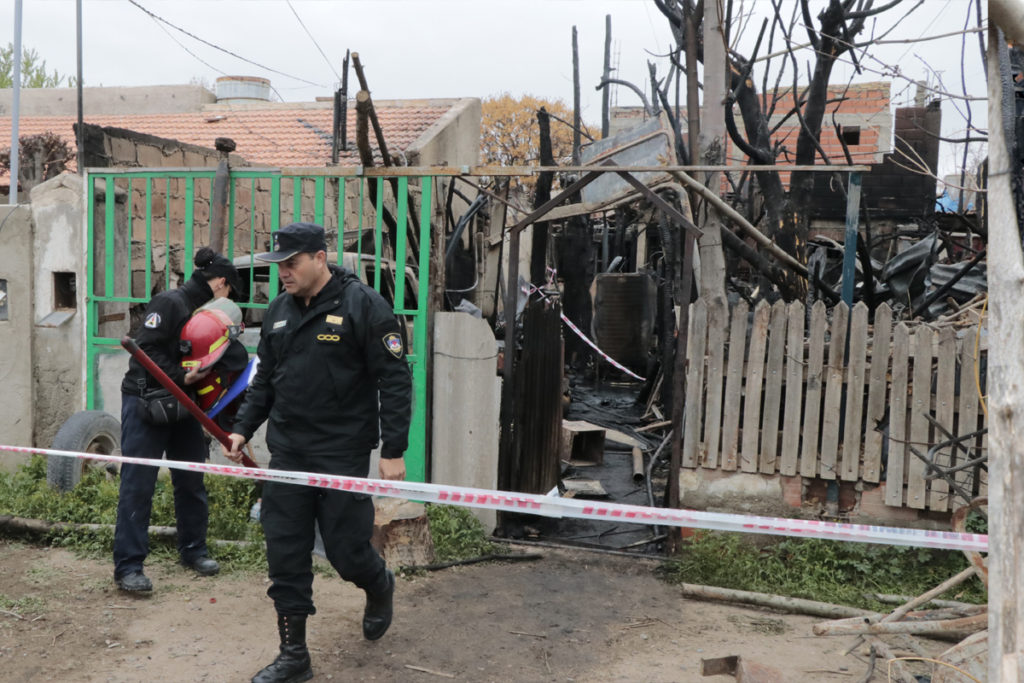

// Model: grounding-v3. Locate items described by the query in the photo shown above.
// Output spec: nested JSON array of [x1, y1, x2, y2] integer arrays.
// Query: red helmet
[[180, 309, 232, 371]]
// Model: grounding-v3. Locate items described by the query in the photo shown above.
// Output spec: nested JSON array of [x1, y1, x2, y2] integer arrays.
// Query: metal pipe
[[120, 336, 256, 467], [76, 0, 84, 178], [9, 0, 22, 204]]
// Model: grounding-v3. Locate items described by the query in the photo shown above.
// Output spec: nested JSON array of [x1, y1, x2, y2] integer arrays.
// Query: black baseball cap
[[256, 222, 328, 263]]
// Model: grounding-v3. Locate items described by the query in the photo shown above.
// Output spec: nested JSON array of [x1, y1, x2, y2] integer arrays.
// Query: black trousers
[[114, 394, 209, 578], [261, 451, 385, 616]]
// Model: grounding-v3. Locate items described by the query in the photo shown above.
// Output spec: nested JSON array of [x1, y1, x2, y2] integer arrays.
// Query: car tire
[[47, 411, 121, 492]]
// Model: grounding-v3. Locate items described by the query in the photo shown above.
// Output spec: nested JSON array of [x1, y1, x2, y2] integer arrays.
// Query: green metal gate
[[85, 168, 433, 482]]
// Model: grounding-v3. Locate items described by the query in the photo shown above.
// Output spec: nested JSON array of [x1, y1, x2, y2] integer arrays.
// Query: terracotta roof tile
[[0, 104, 451, 182]]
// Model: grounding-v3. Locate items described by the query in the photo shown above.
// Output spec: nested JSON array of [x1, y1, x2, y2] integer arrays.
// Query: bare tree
[[655, 0, 924, 300]]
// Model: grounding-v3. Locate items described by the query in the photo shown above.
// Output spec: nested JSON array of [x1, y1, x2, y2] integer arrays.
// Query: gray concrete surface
[[0, 205, 34, 469], [431, 312, 501, 532]]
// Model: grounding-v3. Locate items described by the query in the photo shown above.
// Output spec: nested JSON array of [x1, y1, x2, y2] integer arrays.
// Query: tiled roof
[[0, 102, 452, 179]]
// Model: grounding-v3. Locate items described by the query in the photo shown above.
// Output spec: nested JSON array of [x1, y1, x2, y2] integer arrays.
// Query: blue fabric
[[113, 394, 210, 578]]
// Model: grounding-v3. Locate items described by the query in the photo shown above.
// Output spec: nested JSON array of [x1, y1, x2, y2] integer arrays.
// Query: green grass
[[0, 458, 505, 572], [0, 455, 267, 571], [425, 503, 503, 562], [661, 531, 987, 610]]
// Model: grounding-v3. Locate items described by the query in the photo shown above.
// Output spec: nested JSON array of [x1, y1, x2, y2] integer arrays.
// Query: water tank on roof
[[216, 76, 271, 102]]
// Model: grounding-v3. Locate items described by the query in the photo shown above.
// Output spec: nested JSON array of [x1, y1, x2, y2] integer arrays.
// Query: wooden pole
[[351, 52, 391, 166], [601, 15, 612, 138], [986, 18, 1024, 682], [697, 0, 728, 306], [572, 26, 582, 165]]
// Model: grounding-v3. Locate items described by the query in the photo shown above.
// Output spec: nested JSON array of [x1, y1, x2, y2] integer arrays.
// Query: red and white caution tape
[[0, 444, 987, 553], [522, 282, 646, 381]]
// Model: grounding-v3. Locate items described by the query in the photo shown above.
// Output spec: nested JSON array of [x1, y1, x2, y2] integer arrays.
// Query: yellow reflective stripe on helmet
[[208, 333, 229, 354], [197, 384, 215, 395]]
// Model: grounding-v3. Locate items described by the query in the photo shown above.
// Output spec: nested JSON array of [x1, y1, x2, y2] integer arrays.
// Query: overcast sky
[[1, 0, 986, 176]]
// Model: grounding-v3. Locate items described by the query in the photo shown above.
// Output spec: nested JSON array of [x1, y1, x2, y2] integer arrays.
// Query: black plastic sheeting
[[808, 231, 986, 318]]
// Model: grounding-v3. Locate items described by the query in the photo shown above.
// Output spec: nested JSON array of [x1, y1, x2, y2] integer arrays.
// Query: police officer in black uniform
[[224, 222, 411, 683], [115, 247, 242, 593]]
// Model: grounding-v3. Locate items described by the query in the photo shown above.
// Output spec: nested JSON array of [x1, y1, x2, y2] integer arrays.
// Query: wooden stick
[[678, 583, 877, 619], [865, 593, 978, 610], [403, 665, 456, 678], [813, 612, 986, 637], [863, 636, 917, 683], [882, 566, 977, 623]]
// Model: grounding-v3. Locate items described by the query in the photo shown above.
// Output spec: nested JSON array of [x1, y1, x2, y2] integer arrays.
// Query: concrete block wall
[[0, 205, 34, 470], [29, 174, 88, 448], [679, 468, 954, 530]]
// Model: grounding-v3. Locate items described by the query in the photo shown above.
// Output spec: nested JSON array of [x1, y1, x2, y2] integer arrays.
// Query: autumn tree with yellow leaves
[[481, 93, 594, 205]]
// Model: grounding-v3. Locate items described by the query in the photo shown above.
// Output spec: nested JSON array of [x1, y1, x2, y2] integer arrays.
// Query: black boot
[[251, 614, 313, 683], [362, 568, 395, 641]]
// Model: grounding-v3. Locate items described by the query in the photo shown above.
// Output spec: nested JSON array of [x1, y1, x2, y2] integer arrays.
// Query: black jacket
[[121, 273, 214, 395], [233, 265, 412, 460]]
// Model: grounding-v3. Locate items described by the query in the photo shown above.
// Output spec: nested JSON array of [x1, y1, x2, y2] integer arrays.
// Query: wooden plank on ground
[[819, 303, 849, 479], [721, 301, 748, 471], [907, 327, 933, 510], [760, 300, 788, 475], [800, 301, 828, 478], [886, 323, 910, 507], [741, 301, 771, 473], [682, 299, 708, 468], [862, 303, 892, 484], [702, 300, 728, 469], [956, 327, 981, 497], [841, 302, 868, 481], [780, 302, 805, 476], [930, 327, 956, 511]]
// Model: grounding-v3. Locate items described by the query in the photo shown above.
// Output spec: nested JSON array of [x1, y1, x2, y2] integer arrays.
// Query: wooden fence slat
[[930, 327, 956, 511], [820, 303, 849, 479], [956, 327, 981, 497], [760, 300, 788, 475], [841, 302, 869, 481], [682, 300, 708, 468], [800, 301, 828, 478], [862, 303, 892, 483], [702, 300, 728, 469], [721, 301, 749, 471], [907, 327, 933, 510], [741, 301, 771, 473], [780, 302, 805, 476], [886, 323, 911, 507]]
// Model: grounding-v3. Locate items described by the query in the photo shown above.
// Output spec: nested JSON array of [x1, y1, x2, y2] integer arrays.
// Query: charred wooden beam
[[351, 52, 391, 167], [355, 90, 399, 248]]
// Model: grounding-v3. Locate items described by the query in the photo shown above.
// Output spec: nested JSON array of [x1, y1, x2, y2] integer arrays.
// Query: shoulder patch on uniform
[[273, 319, 287, 329], [144, 312, 161, 329], [326, 314, 343, 325], [383, 332, 403, 358]]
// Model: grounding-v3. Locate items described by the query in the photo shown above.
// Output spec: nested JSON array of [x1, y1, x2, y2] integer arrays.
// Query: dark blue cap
[[256, 222, 327, 263]]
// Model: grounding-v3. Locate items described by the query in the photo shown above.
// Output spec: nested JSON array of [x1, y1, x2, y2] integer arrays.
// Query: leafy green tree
[[0, 42, 74, 88]]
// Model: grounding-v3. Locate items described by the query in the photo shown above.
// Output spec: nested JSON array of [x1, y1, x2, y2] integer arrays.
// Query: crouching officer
[[223, 222, 411, 683]]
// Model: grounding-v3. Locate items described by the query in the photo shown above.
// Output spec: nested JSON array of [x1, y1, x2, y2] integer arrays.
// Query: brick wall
[[808, 101, 941, 220]]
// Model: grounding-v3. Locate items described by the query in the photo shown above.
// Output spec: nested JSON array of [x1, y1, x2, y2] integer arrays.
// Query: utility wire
[[128, 0, 325, 88], [148, 15, 226, 76], [285, 0, 341, 83]]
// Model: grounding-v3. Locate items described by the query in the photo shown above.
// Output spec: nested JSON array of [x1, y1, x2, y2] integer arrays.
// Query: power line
[[127, 0, 326, 89], [285, 0, 341, 83], [148, 15, 226, 77]]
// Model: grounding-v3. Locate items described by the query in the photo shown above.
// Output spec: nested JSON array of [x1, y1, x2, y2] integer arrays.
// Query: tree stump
[[371, 498, 434, 568]]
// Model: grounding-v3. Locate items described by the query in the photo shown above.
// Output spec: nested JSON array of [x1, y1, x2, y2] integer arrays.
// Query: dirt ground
[[0, 539, 949, 682]]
